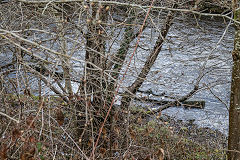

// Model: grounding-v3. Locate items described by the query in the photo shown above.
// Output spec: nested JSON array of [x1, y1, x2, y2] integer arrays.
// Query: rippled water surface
[[123, 16, 234, 134]]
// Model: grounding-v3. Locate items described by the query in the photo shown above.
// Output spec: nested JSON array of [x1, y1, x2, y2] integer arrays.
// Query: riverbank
[[160, 114, 227, 148], [128, 106, 227, 159], [0, 94, 228, 159]]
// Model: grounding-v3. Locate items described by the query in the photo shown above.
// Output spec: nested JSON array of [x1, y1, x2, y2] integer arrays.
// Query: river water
[[120, 15, 234, 135]]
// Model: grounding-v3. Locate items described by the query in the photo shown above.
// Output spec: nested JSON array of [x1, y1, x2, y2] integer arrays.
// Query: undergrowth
[[0, 95, 227, 159]]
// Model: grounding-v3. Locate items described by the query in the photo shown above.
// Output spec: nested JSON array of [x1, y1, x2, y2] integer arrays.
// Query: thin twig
[[0, 111, 20, 123], [17, 0, 236, 24], [90, 0, 155, 158]]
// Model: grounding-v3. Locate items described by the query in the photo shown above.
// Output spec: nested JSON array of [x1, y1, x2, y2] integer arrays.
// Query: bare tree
[[0, 0, 234, 159]]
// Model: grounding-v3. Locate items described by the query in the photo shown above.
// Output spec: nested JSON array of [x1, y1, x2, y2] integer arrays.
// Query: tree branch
[[128, 9, 175, 94], [24, 64, 69, 102], [16, 0, 236, 24]]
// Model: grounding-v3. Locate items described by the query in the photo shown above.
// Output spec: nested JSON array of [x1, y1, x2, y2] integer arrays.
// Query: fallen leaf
[[0, 144, 8, 160], [156, 148, 164, 160], [129, 128, 136, 141], [12, 128, 21, 141], [29, 136, 36, 143], [26, 116, 35, 129], [114, 127, 120, 136], [100, 148, 107, 158], [56, 108, 64, 126]]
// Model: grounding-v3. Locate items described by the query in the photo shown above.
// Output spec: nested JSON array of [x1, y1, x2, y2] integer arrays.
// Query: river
[[121, 15, 234, 135]]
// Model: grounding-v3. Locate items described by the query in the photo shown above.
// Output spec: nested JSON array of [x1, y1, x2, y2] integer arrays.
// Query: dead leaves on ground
[[21, 135, 37, 160], [1, 131, 38, 160], [20, 146, 35, 160], [20, 136, 37, 160]]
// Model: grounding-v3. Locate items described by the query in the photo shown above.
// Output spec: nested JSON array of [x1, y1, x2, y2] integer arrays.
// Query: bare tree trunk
[[76, 2, 113, 152], [121, 10, 175, 107], [228, 1, 240, 159], [228, 29, 240, 160], [84, 2, 108, 110]]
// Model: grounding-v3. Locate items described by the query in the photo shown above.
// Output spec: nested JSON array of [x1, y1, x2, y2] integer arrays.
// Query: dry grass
[[0, 94, 227, 159]]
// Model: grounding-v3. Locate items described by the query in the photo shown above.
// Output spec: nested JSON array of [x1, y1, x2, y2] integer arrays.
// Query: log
[[137, 98, 205, 109], [136, 90, 205, 109]]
